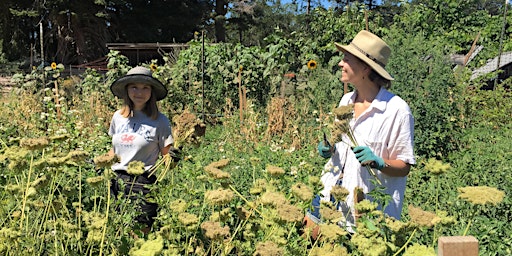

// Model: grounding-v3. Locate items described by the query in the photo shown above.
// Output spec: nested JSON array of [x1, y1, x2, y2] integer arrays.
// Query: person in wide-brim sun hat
[[110, 66, 168, 101], [106, 65, 176, 235], [304, 30, 415, 238], [334, 30, 394, 81]]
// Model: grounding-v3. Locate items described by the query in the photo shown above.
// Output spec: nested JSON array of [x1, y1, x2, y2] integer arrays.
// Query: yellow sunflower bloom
[[150, 63, 158, 72], [307, 60, 317, 70], [51, 62, 57, 70]]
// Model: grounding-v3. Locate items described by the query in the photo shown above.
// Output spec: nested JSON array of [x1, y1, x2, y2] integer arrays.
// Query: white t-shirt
[[320, 87, 415, 227], [109, 110, 174, 172]]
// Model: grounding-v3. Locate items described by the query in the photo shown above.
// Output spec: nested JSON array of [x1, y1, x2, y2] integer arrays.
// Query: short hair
[[368, 70, 392, 89]]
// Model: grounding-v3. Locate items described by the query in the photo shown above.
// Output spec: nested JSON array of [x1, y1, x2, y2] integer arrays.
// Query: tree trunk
[[215, 0, 227, 42]]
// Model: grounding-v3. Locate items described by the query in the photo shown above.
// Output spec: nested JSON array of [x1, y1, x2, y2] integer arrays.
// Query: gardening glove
[[352, 146, 385, 170], [317, 141, 334, 159], [168, 146, 182, 163]]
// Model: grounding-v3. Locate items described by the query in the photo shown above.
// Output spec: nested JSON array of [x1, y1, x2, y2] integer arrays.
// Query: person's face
[[127, 83, 152, 110], [338, 51, 369, 84]]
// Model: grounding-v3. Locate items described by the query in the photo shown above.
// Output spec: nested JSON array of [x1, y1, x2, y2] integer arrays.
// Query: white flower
[[290, 166, 298, 176]]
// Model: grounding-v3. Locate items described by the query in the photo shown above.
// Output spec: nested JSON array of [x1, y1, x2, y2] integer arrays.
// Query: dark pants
[[309, 179, 343, 220], [111, 170, 158, 228]]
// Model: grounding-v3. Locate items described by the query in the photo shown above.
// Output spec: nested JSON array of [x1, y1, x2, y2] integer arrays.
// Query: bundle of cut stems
[[329, 105, 382, 185]]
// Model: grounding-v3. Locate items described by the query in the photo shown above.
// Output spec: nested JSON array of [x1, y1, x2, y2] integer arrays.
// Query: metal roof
[[471, 51, 512, 80]]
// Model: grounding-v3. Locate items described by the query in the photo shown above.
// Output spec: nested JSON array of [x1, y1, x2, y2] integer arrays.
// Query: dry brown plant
[[264, 97, 300, 149], [172, 109, 206, 148]]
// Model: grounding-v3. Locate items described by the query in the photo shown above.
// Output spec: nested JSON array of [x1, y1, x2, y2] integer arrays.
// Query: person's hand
[[168, 146, 182, 163], [317, 141, 334, 159], [352, 146, 385, 170]]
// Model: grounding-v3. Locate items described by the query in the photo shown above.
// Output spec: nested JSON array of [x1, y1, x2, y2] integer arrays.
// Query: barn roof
[[471, 51, 512, 80]]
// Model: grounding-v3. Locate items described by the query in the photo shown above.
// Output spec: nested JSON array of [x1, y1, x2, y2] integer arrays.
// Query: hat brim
[[335, 42, 394, 81], [111, 74, 168, 101]]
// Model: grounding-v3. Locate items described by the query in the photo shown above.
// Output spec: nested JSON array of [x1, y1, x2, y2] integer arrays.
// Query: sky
[[279, 0, 383, 9]]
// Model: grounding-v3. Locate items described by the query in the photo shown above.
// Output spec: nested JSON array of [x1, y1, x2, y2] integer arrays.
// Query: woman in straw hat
[[107, 66, 179, 235], [304, 30, 415, 236]]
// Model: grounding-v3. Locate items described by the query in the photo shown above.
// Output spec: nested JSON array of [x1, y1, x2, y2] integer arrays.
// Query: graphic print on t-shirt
[[121, 134, 136, 143]]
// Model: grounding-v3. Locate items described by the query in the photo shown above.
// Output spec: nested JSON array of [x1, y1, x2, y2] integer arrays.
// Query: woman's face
[[127, 83, 152, 110], [338, 51, 369, 84]]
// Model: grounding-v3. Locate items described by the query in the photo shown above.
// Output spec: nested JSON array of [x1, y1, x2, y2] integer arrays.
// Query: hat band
[[350, 43, 386, 68]]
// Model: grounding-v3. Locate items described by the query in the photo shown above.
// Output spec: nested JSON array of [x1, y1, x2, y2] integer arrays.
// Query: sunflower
[[307, 59, 317, 70], [51, 62, 57, 70], [150, 63, 158, 72]]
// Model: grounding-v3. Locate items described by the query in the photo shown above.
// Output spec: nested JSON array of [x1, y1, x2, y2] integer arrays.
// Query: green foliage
[[386, 30, 464, 159], [1, 2, 512, 255]]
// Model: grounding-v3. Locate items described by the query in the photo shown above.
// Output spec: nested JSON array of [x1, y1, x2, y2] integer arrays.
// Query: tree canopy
[[0, 0, 510, 67]]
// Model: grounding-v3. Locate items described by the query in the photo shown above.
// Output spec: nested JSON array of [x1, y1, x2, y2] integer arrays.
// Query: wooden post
[[438, 236, 478, 256], [54, 80, 61, 120], [238, 66, 245, 124], [365, 10, 369, 31]]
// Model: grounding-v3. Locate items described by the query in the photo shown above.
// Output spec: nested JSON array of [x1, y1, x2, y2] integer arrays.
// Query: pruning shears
[[323, 132, 335, 154], [323, 132, 330, 148]]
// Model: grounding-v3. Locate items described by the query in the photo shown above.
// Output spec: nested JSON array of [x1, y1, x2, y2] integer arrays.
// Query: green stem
[[98, 178, 111, 256], [462, 219, 473, 236], [20, 153, 34, 230], [347, 132, 382, 185], [393, 228, 418, 256], [229, 184, 262, 216], [462, 205, 476, 236]]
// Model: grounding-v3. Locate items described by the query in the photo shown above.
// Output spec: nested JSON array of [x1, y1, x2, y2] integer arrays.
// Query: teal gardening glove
[[352, 146, 385, 170], [317, 140, 334, 159]]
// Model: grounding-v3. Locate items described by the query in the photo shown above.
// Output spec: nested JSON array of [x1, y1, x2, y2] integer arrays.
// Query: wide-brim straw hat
[[110, 66, 168, 101], [335, 30, 394, 81]]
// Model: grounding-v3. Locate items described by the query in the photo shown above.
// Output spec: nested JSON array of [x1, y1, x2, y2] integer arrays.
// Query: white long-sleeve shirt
[[320, 87, 415, 227]]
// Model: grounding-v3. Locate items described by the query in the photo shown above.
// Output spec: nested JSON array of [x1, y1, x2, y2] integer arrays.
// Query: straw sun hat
[[335, 30, 394, 81], [110, 66, 168, 101]]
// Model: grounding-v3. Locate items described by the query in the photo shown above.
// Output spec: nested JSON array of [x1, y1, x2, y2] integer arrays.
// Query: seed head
[[129, 235, 164, 255], [330, 185, 349, 202], [208, 159, 230, 169], [458, 186, 504, 206], [66, 150, 89, 162], [402, 244, 436, 256], [20, 137, 49, 151], [204, 165, 231, 179], [86, 176, 105, 186], [200, 221, 230, 240], [93, 154, 120, 168], [318, 223, 348, 242], [178, 212, 199, 226], [355, 199, 378, 214], [276, 203, 303, 223], [260, 191, 287, 206], [253, 241, 284, 256], [408, 205, 441, 228], [126, 161, 145, 175], [205, 188, 234, 206], [310, 245, 349, 256], [319, 202, 343, 222], [250, 178, 267, 195], [291, 182, 313, 201], [169, 199, 187, 213], [266, 165, 285, 176], [425, 158, 451, 175]]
